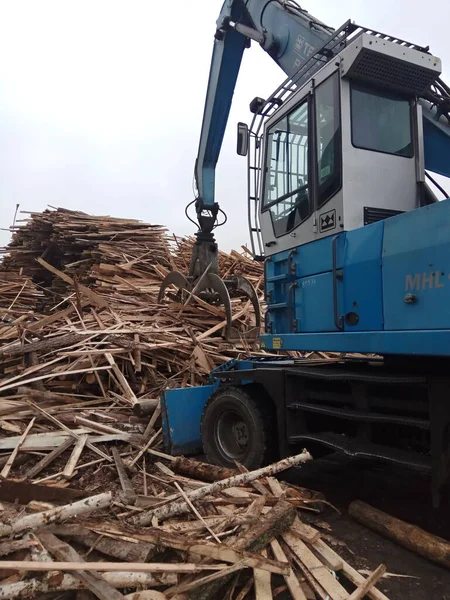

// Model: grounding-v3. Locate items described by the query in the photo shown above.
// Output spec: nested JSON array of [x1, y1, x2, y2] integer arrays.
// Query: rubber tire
[[201, 385, 276, 470]]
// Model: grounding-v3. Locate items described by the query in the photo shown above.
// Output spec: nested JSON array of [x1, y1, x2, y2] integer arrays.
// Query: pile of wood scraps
[[0, 207, 389, 599], [0, 454, 391, 600]]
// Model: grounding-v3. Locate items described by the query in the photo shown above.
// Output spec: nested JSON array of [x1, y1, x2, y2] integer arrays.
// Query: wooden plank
[[112, 447, 137, 504], [311, 539, 343, 571], [270, 539, 307, 600], [0, 417, 35, 477], [26, 401, 112, 462], [290, 517, 321, 544], [37, 532, 125, 600], [254, 567, 272, 600], [282, 531, 348, 600], [25, 437, 73, 479], [104, 352, 138, 404], [63, 434, 88, 478], [254, 549, 273, 600], [347, 564, 387, 600], [1, 560, 232, 573]]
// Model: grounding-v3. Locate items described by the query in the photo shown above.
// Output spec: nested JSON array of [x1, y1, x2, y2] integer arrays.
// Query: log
[[0, 539, 37, 558], [124, 593, 166, 600], [0, 334, 85, 359], [48, 525, 155, 562], [349, 500, 450, 570], [173, 456, 323, 504], [133, 399, 159, 417], [17, 386, 79, 404], [0, 492, 112, 537], [136, 451, 312, 524], [36, 532, 125, 600], [0, 572, 176, 599]]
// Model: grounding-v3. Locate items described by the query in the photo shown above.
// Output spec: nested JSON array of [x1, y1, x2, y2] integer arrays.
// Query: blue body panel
[[383, 201, 450, 330], [161, 384, 218, 455], [423, 110, 450, 179], [343, 221, 384, 332], [296, 271, 340, 332], [263, 198, 450, 355]]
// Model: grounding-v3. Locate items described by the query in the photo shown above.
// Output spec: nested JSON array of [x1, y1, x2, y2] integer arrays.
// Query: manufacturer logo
[[319, 209, 336, 233]]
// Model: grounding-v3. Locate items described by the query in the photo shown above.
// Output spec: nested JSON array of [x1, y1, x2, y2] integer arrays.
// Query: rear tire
[[201, 385, 275, 470]]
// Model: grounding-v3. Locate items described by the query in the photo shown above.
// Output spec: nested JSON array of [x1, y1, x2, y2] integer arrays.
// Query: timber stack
[[0, 208, 389, 599]]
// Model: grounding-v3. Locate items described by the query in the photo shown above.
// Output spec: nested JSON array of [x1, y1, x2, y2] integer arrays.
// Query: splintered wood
[[0, 208, 391, 599], [0, 455, 390, 600]]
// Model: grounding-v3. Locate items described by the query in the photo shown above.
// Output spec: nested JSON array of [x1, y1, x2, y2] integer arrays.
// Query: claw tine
[[158, 271, 191, 303]]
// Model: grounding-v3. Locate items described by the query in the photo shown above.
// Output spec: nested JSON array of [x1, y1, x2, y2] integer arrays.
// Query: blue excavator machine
[[158, 0, 450, 504]]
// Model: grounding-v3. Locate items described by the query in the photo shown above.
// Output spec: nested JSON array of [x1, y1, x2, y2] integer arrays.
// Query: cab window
[[263, 100, 310, 237], [351, 83, 413, 157], [316, 72, 342, 208]]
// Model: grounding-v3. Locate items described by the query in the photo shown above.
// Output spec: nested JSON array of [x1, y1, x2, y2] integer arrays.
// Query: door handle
[[332, 235, 344, 331]]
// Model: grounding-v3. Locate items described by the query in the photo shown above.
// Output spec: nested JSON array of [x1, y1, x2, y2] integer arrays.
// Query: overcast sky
[[0, 0, 449, 251]]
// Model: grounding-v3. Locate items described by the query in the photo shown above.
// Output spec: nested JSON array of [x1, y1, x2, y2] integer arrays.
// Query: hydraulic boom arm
[[195, 0, 333, 215]]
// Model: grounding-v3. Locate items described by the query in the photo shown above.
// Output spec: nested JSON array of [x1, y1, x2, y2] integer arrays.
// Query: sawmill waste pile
[[0, 208, 390, 599]]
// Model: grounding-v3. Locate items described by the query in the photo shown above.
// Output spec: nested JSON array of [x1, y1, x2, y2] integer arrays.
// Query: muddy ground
[[283, 454, 450, 599]]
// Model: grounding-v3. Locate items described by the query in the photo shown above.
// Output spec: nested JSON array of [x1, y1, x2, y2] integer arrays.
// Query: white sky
[[0, 0, 449, 251]]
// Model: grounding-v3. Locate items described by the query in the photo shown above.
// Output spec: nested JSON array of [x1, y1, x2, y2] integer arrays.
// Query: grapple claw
[[158, 268, 261, 342], [158, 271, 191, 303]]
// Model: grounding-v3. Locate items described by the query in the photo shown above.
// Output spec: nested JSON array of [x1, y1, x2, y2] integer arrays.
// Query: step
[[287, 402, 430, 429], [287, 431, 431, 471]]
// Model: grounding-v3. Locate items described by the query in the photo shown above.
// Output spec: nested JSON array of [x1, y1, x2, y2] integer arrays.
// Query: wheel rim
[[214, 409, 249, 461]]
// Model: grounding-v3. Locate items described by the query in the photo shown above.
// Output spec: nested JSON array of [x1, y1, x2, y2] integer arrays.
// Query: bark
[[349, 499, 450, 570], [0, 492, 112, 538], [0, 333, 84, 359], [48, 525, 155, 562], [136, 451, 312, 525]]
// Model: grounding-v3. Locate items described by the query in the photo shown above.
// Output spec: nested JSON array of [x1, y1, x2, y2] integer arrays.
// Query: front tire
[[201, 385, 275, 470]]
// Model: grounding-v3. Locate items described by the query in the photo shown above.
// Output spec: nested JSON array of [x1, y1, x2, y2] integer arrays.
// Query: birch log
[[0, 492, 112, 538], [136, 451, 312, 524], [0, 573, 176, 600]]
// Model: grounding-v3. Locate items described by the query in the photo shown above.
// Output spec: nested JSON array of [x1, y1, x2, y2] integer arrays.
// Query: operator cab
[[256, 33, 442, 255]]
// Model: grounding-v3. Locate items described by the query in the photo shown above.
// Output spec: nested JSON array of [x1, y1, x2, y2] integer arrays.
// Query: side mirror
[[237, 122, 249, 157]]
